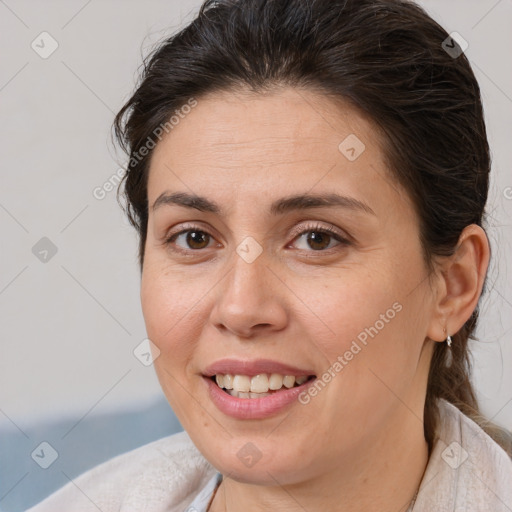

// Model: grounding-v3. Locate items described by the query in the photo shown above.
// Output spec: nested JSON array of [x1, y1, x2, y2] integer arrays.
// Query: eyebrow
[[152, 191, 376, 216]]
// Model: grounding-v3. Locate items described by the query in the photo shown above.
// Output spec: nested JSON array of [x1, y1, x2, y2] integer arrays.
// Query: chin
[[196, 435, 313, 486]]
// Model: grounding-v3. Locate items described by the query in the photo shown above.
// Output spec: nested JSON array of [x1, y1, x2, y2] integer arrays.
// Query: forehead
[[151, 87, 372, 165], [147, 87, 410, 220]]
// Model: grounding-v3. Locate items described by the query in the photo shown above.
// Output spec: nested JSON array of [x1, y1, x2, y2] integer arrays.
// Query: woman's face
[[141, 87, 439, 484]]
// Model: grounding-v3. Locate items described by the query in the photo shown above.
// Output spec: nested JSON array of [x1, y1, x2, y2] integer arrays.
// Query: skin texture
[[141, 87, 490, 512]]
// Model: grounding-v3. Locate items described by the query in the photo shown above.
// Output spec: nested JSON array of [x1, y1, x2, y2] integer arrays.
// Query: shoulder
[[415, 399, 512, 511], [26, 430, 217, 512], [439, 399, 512, 471]]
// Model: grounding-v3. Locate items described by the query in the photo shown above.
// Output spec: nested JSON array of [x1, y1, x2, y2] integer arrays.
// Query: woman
[[28, 0, 512, 510]]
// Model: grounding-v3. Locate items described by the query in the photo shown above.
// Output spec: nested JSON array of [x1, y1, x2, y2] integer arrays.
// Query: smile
[[212, 373, 312, 398]]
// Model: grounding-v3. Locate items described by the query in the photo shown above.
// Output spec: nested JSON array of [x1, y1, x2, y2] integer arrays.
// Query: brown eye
[[185, 230, 210, 249], [291, 226, 348, 252], [305, 231, 332, 250], [166, 229, 214, 250]]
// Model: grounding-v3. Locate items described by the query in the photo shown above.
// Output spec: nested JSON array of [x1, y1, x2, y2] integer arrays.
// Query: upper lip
[[203, 358, 316, 378]]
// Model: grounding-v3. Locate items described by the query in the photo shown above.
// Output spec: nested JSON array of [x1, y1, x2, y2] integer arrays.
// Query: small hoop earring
[[446, 334, 452, 347]]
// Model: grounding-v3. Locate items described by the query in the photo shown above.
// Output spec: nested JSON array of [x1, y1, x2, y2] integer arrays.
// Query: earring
[[446, 334, 452, 347]]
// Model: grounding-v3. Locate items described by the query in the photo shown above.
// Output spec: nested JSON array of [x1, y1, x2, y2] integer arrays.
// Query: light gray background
[[1, 1, 511, 510]]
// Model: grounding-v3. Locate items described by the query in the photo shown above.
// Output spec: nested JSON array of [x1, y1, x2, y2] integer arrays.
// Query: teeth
[[214, 373, 311, 396], [250, 392, 270, 398], [223, 374, 233, 390], [269, 373, 283, 390], [283, 375, 295, 388], [295, 375, 308, 385], [250, 374, 269, 393], [232, 375, 251, 393], [226, 390, 274, 399]]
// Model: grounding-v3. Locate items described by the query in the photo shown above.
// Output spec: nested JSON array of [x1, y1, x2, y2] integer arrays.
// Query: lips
[[203, 358, 315, 378], [202, 358, 317, 419]]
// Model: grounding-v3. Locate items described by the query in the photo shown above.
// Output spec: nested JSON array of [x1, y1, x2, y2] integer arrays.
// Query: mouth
[[210, 373, 316, 399], [202, 358, 317, 419]]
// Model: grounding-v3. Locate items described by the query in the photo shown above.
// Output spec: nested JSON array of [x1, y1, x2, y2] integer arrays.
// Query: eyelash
[[163, 222, 350, 257]]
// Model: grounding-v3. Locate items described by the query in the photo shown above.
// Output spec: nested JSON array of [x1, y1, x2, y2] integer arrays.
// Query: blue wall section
[[0, 397, 183, 512]]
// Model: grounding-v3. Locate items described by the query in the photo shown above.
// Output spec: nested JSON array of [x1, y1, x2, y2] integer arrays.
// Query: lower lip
[[204, 377, 315, 420]]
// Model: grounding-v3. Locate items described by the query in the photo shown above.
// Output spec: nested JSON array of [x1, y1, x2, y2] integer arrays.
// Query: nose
[[209, 245, 288, 338]]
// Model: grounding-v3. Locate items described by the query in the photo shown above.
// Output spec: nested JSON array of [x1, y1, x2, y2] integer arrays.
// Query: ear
[[426, 224, 490, 343]]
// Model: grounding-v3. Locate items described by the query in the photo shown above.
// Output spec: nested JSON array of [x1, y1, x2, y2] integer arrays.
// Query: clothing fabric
[[27, 399, 512, 511], [185, 472, 222, 512]]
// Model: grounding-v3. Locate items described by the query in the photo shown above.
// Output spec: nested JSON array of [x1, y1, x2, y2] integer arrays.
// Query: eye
[[164, 226, 218, 252], [163, 222, 350, 256], [289, 223, 350, 252]]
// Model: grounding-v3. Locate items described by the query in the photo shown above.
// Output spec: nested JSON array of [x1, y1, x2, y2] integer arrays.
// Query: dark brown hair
[[113, 0, 511, 454]]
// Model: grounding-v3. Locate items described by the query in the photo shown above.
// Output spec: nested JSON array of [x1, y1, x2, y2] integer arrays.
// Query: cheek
[[317, 271, 427, 411], [299, 264, 416, 396], [140, 261, 201, 359], [140, 267, 203, 418], [295, 263, 402, 348], [140, 271, 173, 343]]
